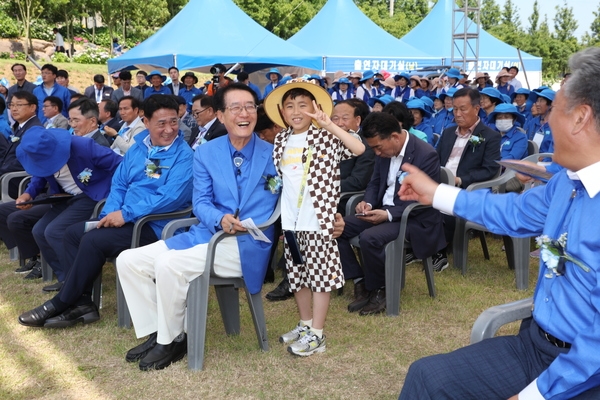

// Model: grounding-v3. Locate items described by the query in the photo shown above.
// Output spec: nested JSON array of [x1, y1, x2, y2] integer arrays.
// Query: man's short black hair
[[168, 66, 179, 73], [119, 95, 140, 110], [41, 64, 58, 75], [173, 95, 187, 106], [70, 93, 84, 102], [56, 69, 69, 79], [453, 87, 481, 108], [68, 97, 99, 120], [255, 105, 275, 132], [100, 99, 118, 117], [136, 70, 148, 77], [382, 101, 414, 130], [12, 91, 38, 109], [44, 96, 64, 113], [361, 111, 402, 140], [237, 71, 249, 82], [199, 95, 215, 110], [509, 66, 519, 73], [191, 94, 204, 104], [93, 74, 105, 84], [214, 83, 258, 112], [119, 71, 132, 81], [142, 94, 179, 120], [342, 98, 370, 125], [11, 63, 26, 72]]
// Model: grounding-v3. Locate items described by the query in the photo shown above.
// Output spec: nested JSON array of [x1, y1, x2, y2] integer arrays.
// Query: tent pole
[[517, 49, 530, 90], [322, 56, 326, 73], [174, 54, 177, 68]]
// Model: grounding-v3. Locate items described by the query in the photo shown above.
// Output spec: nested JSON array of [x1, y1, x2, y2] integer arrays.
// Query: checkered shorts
[[284, 230, 344, 293]]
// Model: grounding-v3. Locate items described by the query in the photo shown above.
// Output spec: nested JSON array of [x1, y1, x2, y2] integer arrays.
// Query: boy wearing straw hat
[[264, 77, 365, 356]]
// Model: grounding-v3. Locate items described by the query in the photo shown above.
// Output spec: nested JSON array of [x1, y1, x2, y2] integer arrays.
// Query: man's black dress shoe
[[359, 288, 387, 316], [43, 303, 100, 328], [348, 281, 370, 313], [19, 300, 59, 327], [139, 334, 187, 371], [126, 332, 158, 362], [265, 278, 293, 301], [42, 281, 63, 292]]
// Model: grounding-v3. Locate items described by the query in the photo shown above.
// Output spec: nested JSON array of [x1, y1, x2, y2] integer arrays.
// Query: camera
[[210, 63, 226, 87]]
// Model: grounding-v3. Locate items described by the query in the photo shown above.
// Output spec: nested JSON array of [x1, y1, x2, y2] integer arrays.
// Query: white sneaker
[[279, 323, 309, 344], [287, 331, 326, 356]]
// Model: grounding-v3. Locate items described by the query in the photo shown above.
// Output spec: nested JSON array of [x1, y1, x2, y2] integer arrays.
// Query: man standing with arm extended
[[397, 47, 600, 400]]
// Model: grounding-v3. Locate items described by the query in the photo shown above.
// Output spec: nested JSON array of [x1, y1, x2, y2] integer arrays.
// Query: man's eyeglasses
[[8, 103, 32, 109], [192, 108, 210, 118], [225, 104, 258, 116]]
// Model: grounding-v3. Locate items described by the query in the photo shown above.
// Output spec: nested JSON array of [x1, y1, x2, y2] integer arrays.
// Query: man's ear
[[216, 110, 224, 124]]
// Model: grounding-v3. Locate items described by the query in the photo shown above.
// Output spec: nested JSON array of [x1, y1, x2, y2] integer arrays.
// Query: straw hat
[[263, 77, 334, 129]]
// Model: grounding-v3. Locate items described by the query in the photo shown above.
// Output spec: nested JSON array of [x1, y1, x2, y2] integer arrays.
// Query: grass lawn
[[0, 235, 537, 400], [0, 59, 538, 399]]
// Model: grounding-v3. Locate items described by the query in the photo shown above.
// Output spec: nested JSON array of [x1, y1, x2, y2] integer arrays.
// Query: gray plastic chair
[[452, 153, 553, 290], [470, 297, 533, 343], [89, 206, 193, 328], [345, 167, 453, 316], [161, 200, 281, 370], [0, 171, 32, 262]]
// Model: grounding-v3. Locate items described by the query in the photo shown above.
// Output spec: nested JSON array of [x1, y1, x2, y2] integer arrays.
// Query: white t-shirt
[[54, 33, 64, 47], [280, 131, 320, 231]]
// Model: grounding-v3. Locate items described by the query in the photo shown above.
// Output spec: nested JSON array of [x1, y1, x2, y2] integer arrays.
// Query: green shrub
[[51, 52, 71, 63], [0, 11, 20, 38], [29, 19, 54, 42]]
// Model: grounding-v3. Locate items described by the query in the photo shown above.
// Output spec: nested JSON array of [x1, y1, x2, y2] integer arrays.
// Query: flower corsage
[[468, 135, 485, 152], [536, 233, 590, 278], [77, 168, 92, 185], [9, 135, 19, 143], [263, 174, 282, 194], [145, 159, 169, 179]]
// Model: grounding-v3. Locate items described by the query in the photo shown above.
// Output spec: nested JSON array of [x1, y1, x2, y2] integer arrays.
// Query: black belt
[[543, 330, 571, 349]]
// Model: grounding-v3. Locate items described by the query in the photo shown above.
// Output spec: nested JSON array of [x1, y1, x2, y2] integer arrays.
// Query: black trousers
[[54, 220, 157, 308], [338, 215, 401, 291], [399, 317, 600, 399], [0, 201, 50, 259]]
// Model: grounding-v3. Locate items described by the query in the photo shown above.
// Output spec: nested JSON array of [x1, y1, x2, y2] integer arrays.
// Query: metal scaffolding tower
[[451, 0, 481, 74]]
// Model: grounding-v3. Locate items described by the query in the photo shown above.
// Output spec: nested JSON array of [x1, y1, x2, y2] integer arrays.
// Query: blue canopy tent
[[401, 0, 542, 87], [107, 0, 322, 74], [287, 0, 436, 73]]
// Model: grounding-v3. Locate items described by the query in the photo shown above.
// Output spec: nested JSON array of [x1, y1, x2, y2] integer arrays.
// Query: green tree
[[12, 0, 44, 55], [235, 0, 325, 39], [581, 3, 600, 46], [480, 0, 501, 31], [554, 0, 578, 42]]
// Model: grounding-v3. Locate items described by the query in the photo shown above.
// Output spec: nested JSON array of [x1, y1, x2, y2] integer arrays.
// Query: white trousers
[[116, 238, 241, 344]]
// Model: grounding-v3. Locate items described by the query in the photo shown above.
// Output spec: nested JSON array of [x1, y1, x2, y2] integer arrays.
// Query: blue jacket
[[165, 134, 278, 294], [101, 130, 193, 239], [33, 83, 71, 123], [0, 115, 11, 139], [179, 86, 203, 111], [415, 121, 434, 145], [144, 86, 173, 98], [24, 136, 122, 201], [247, 82, 262, 101], [500, 126, 528, 160], [433, 108, 455, 135], [263, 82, 279, 99], [453, 170, 600, 398]]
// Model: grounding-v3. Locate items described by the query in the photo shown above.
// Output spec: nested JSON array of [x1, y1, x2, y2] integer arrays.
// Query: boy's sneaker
[[432, 252, 449, 272], [279, 323, 309, 344], [24, 264, 43, 280], [15, 258, 39, 274], [287, 331, 326, 356], [404, 251, 419, 265]]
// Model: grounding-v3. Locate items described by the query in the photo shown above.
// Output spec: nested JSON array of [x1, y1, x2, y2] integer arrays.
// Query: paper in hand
[[84, 221, 100, 233], [496, 160, 554, 182], [240, 218, 272, 243]]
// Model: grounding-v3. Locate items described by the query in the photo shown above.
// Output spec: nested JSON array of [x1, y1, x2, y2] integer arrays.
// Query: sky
[[497, 0, 598, 38]]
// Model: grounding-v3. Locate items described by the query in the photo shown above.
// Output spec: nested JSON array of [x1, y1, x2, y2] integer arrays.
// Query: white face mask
[[496, 119, 514, 132]]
